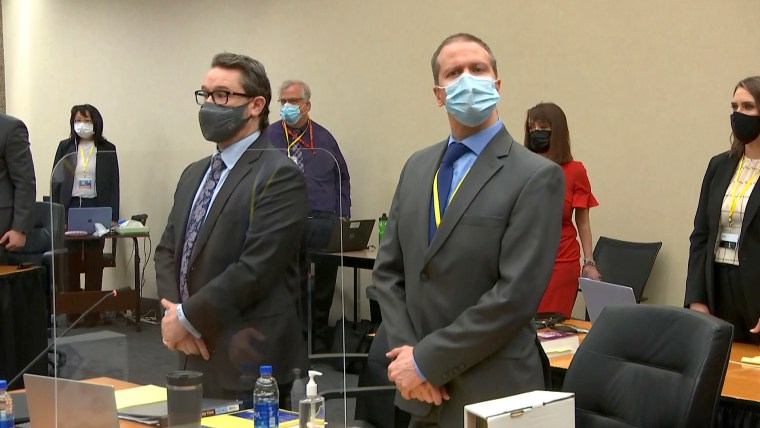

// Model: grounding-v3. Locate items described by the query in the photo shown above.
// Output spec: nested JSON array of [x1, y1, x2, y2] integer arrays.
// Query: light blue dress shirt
[[178, 130, 260, 338]]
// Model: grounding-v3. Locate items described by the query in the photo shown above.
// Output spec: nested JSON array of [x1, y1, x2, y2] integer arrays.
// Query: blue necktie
[[179, 154, 226, 301], [429, 142, 471, 241], [291, 141, 305, 172]]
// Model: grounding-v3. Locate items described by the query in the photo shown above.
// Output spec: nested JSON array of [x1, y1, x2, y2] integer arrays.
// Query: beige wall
[[3, 0, 759, 308]]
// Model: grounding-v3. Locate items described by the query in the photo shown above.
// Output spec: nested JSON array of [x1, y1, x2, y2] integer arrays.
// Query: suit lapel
[[189, 141, 264, 266], [710, 155, 740, 232], [423, 128, 510, 265], [742, 161, 760, 244]]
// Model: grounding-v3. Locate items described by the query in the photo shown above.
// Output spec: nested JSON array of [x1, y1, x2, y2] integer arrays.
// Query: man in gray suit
[[0, 114, 36, 264], [155, 53, 309, 406], [373, 33, 564, 427]]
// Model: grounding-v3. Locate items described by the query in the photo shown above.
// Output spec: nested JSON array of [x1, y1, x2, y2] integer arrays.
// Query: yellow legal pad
[[202, 409, 299, 427], [114, 384, 167, 409], [740, 356, 760, 366]]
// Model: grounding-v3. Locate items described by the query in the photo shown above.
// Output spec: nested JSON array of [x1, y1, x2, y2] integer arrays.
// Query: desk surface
[[548, 320, 760, 402], [64, 231, 150, 241]]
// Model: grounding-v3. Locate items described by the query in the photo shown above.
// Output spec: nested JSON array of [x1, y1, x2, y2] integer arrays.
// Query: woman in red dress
[[524, 102, 600, 317]]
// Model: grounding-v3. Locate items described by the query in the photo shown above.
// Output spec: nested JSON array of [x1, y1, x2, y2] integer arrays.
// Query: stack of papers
[[115, 385, 241, 427]]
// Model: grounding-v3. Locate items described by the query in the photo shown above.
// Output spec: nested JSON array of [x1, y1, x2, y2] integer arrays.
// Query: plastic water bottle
[[378, 213, 388, 243], [253, 365, 279, 428], [0, 380, 13, 428]]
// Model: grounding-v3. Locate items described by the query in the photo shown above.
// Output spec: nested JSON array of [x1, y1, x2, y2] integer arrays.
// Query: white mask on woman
[[74, 122, 94, 139]]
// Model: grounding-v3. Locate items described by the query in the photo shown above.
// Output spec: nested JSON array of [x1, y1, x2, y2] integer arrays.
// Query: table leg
[[133, 237, 141, 332]]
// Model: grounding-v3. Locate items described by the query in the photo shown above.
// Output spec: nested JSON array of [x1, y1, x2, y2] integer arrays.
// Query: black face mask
[[527, 129, 551, 153], [731, 111, 760, 144]]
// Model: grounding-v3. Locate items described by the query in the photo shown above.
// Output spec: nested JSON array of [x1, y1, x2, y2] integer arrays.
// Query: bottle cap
[[0, 380, 6, 389], [260, 365, 273, 375], [306, 370, 323, 398]]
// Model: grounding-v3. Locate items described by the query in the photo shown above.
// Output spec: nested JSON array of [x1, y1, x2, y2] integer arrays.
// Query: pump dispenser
[[298, 370, 325, 428]]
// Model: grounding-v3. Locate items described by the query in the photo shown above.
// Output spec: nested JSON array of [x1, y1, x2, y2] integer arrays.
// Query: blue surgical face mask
[[439, 73, 500, 127], [280, 103, 302, 125]]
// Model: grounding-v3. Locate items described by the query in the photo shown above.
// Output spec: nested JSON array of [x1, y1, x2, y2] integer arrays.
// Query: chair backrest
[[563, 305, 733, 428], [354, 324, 410, 428], [592, 236, 662, 302], [9, 201, 65, 263]]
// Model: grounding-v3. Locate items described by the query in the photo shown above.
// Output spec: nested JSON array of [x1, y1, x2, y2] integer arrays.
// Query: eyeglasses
[[195, 90, 251, 106], [278, 97, 304, 105]]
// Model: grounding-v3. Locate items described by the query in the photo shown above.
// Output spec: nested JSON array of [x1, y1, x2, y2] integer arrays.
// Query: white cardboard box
[[464, 390, 575, 428]]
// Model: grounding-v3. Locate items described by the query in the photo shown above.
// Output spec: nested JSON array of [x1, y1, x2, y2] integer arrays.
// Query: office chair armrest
[[321, 385, 397, 401]]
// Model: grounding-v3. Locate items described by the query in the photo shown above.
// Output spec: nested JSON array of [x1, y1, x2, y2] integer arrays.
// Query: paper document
[[115, 385, 167, 409]]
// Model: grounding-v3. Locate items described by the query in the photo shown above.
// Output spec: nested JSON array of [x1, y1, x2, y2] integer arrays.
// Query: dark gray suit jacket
[[155, 134, 309, 398], [0, 114, 36, 234], [373, 127, 564, 427]]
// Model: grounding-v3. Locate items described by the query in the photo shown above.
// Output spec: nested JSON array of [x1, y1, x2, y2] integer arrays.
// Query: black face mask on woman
[[527, 129, 551, 153], [731, 111, 760, 144]]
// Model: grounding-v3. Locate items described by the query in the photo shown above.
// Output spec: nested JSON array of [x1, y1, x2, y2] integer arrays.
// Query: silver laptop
[[67, 206, 112, 234], [579, 278, 637, 323], [24, 374, 120, 428], [323, 219, 375, 253]]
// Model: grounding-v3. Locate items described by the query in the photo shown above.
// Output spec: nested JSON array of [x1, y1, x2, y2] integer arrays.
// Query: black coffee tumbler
[[166, 371, 203, 427]]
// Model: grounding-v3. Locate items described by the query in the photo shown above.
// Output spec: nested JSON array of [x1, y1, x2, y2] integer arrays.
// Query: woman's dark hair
[[524, 102, 573, 164], [69, 104, 108, 145], [731, 76, 760, 157]]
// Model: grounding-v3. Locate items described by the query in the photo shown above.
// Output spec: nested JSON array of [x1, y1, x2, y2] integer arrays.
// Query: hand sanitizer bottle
[[298, 370, 324, 428]]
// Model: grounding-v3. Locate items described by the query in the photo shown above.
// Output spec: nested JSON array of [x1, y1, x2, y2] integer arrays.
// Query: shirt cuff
[[177, 304, 202, 339], [413, 354, 427, 381]]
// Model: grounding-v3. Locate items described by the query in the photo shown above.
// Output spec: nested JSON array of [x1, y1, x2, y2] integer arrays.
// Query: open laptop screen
[[579, 278, 637, 323]]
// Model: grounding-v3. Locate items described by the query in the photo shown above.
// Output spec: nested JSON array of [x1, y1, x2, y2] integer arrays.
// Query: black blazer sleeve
[[685, 154, 721, 306]]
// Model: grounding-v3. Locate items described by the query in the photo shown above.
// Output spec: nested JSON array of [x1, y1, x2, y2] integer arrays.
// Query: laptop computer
[[579, 277, 637, 323], [67, 206, 112, 234], [322, 219, 375, 253], [23, 374, 120, 428]]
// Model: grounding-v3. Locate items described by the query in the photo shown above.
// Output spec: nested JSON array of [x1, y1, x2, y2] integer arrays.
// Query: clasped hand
[[386, 345, 450, 405], [160, 299, 209, 360]]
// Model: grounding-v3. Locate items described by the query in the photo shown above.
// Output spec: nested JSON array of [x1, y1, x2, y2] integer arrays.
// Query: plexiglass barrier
[[7, 144, 377, 426]]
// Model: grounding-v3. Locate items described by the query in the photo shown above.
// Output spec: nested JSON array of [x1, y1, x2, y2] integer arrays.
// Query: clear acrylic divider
[[37, 145, 366, 426]]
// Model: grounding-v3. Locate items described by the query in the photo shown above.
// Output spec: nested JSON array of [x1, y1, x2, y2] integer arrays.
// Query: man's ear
[[433, 86, 445, 107], [249, 96, 266, 117], [304, 100, 312, 114]]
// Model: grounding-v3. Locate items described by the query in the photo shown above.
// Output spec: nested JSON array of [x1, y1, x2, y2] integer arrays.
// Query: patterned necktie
[[178, 154, 227, 301], [291, 140, 305, 172], [429, 142, 471, 241]]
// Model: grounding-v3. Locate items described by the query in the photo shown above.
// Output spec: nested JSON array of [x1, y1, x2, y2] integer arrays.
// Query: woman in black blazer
[[686, 76, 760, 345], [51, 104, 120, 319]]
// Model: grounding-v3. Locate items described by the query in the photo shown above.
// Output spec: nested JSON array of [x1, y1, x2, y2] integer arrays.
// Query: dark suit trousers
[[714, 263, 760, 344], [299, 213, 339, 349]]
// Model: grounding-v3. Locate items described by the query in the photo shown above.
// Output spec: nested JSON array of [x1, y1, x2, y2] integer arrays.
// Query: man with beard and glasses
[[155, 52, 309, 409], [373, 33, 564, 427]]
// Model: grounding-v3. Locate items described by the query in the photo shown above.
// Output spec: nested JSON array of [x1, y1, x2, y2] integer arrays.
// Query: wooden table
[[60, 232, 149, 331]]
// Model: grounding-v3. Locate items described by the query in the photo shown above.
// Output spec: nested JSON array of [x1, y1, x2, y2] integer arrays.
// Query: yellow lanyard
[[283, 122, 308, 156], [79, 144, 95, 176], [432, 169, 469, 228], [728, 156, 760, 227]]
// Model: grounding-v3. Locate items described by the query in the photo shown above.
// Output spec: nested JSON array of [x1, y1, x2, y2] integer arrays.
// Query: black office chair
[[563, 305, 733, 428], [593, 236, 662, 302], [319, 324, 410, 428], [7, 202, 68, 322]]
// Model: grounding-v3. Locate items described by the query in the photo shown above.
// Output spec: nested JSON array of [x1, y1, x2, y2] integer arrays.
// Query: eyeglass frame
[[195, 89, 252, 106]]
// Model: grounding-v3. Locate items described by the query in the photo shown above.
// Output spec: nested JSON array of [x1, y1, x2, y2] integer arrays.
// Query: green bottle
[[378, 213, 388, 243]]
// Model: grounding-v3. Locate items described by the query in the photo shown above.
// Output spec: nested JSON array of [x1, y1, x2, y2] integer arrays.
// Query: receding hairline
[[431, 34, 497, 84]]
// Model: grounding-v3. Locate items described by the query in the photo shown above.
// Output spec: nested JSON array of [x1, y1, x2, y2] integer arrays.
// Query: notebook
[[579, 278, 637, 323], [322, 219, 375, 253], [23, 374, 120, 428], [67, 206, 112, 234]]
